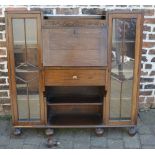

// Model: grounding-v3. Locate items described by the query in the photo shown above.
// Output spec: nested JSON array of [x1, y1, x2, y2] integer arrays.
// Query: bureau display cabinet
[[6, 10, 143, 137]]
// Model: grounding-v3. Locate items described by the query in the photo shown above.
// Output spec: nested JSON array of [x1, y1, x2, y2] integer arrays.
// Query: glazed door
[[6, 12, 45, 126], [106, 13, 143, 125]]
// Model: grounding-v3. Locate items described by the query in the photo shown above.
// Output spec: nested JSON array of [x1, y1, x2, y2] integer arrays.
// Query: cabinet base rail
[[13, 124, 137, 128]]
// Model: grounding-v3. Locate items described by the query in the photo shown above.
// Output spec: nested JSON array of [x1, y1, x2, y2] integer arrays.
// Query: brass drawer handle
[[72, 75, 78, 80]]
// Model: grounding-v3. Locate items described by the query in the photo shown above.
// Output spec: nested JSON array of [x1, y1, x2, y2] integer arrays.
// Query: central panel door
[[42, 19, 107, 67]]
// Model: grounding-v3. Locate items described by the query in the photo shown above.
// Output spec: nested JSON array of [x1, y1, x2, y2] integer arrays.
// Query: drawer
[[44, 69, 106, 86]]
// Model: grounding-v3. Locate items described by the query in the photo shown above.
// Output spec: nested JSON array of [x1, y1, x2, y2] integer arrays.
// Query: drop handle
[[72, 75, 78, 80]]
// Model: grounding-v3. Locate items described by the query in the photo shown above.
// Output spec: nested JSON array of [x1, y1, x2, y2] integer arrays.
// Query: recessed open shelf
[[45, 86, 105, 105], [47, 95, 103, 106], [46, 86, 104, 126]]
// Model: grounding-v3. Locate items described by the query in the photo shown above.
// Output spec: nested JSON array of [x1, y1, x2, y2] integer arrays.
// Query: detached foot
[[45, 128, 54, 136], [95, 128, 104, 136], [47, 137, 60, 148]]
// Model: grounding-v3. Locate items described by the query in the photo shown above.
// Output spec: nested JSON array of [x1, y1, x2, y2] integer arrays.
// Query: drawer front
[[44, 69, 106, 86]]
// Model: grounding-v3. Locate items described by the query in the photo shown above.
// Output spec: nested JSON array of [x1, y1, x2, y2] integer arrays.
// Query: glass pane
[[27, 47, 38, 66], [121, 99, 131, 119], [25, 19, 37, 44], [110, 78, 121, 119], [12, 19, 25, 45], [110, 18, 136, 121], [14, 47, 39, 69], [122, 79, 133, 99], [124, 19, 136, 42], [14, 47, 26, 67], [110, 77, 133, 120], [16, 63, 38, 72], [13, 19, 26, 67], [16, 78, 29, 120], [13, 19, 38, 66], [16, 69, 39, 81], [29, 79, 40, 119], [12, 18, 41, 122], [15, 68, 40, 121], [110, 98, 120, 119]]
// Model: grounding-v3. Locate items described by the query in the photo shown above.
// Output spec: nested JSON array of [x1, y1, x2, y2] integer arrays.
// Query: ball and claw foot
[[95, 128, 104, 136], [128, 126, 137, 136], [47, 137, 60, 148], [14, 128, 22, 136], [45, 128, 54, 136]]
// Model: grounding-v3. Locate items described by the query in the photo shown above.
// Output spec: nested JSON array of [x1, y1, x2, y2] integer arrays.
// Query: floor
[[1, 110, 155, 149]]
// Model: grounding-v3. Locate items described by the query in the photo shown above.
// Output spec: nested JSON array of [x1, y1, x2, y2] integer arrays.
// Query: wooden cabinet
[[6, 10, 143, 136]]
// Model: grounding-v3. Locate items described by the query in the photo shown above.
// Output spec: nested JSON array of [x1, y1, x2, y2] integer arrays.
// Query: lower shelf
[[46, 95, 103, 104], [48, 114, 103, 126]]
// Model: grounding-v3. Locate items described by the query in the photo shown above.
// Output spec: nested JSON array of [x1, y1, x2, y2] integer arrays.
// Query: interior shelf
[[47, 102, 102, 106], [46, 95, 103, 106], [48, 113, 102, 126]]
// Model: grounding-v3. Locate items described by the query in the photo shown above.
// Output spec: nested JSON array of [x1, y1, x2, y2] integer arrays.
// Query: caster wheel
[[45, 128, 54, 136], [14, 128, 22, 136], [95, 128, 104, 136], [128, 126, 137, 136], [47, 137, 60, 148]]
